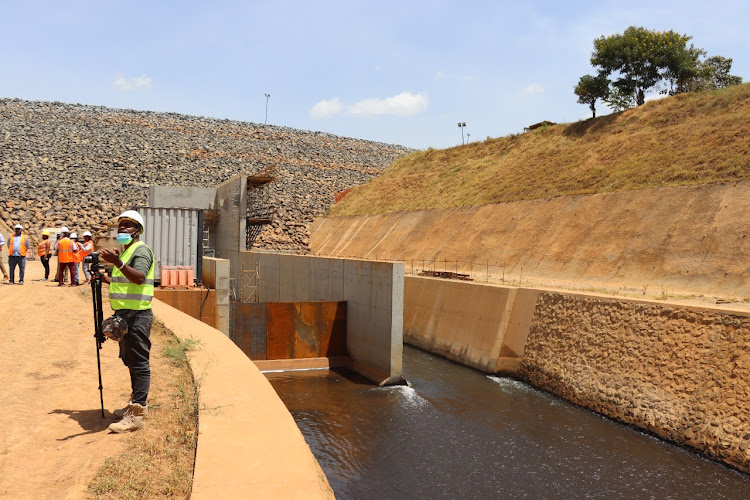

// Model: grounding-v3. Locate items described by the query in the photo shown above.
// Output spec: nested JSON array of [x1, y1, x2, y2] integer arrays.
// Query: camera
[[85, 251, 105, 274]]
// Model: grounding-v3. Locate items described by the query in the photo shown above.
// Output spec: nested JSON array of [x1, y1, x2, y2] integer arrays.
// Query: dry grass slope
[[329, 83, 750, 216]]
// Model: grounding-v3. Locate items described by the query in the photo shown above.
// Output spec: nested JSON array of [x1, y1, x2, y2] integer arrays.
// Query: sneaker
[[18, 281, 23, 285], [40, 278, 48, 282], [2, 276, 7, 281], [108, 403, 147, 433]]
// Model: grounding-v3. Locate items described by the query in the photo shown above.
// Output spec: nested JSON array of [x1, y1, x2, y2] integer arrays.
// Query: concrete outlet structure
[[148, 180, 405, 385]]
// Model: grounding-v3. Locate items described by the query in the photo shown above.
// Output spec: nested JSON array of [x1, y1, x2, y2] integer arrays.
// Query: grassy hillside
[[329, 83, 750, 216]]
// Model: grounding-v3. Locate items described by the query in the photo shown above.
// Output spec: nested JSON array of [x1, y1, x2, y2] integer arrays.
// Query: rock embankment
[[0, 98, 413, 251], [521, 293, 750, 474]]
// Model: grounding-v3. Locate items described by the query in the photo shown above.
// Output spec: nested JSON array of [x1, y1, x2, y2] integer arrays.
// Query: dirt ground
[[0, 260, 133, 498]]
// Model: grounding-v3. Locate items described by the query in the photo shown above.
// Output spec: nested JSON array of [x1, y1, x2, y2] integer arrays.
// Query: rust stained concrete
[[151, 298, 333, 499]]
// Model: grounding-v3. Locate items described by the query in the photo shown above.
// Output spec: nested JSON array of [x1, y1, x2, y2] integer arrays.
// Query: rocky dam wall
[[0, 98, 413, 250]]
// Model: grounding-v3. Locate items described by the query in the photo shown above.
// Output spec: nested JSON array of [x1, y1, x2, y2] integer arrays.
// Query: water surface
[[267, 346, 750, 499]]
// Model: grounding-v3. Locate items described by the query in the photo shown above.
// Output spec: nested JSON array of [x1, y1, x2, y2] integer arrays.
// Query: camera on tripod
[[85, 251, 105, 275]]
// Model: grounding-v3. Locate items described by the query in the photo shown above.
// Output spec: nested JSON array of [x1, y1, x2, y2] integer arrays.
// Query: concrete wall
[[403, 275, 750, 474], [310, 181, 750, 298], [231, 301, 347, 360], [151, 299, 334, 499], [202, 256, 230, 335], [404, 276, 540, 374], [153, 289, 219, 330], [214, 176, 246, 283], [149, 185, 217, 210], [242, 251, 404, 385]]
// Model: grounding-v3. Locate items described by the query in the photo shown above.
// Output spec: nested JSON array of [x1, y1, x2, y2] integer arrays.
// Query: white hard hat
[[14, 224, 22, 229], [82, 231, 92, 237], [60, 226, 69, 233], [118, 210, 145, 231], [70, 232, 78, 239]]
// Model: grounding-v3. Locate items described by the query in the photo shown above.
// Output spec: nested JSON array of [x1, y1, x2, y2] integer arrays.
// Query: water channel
[[266, 345, 750, 499]]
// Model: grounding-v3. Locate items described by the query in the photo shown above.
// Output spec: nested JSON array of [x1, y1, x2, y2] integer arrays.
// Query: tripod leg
[[92, 277, 105, 418]]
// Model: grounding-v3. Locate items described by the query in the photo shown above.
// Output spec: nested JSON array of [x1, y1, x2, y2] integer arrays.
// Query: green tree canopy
[[574, 74, 610, 118], [578, 26, 743, 113], [591, 26, 695, 106]]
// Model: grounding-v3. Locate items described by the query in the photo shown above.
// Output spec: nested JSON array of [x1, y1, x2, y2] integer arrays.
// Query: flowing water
[[266, 346, 750, 499]]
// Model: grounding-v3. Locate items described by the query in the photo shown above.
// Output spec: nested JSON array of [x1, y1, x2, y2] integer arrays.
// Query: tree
[[603, 87, 636, 112], [575, 74, 610, 118], [590, 26, 698, 106]]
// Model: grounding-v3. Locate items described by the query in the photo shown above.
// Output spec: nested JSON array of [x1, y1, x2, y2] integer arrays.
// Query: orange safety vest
[[38, 240, 51, 257], [72, 242, 81, 263], [58, 238, 75, 263], [80, 240, 94, 259], [7, 234, 28, 256]]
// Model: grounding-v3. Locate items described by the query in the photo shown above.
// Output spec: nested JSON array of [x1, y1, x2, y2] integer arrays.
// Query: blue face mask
[[116, 233, 133, 245]]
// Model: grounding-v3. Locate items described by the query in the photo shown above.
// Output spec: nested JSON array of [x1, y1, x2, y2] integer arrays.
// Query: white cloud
[[520, 83, 544, 97], [309, 98, 344, 119], [348, 91, 429, 117], [113, 73, 152, 91], [434, 71, 446, 81], [309, 92, 430, 119]]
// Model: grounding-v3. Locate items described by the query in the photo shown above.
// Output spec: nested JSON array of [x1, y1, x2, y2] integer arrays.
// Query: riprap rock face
[[0, 98, 414, 251]]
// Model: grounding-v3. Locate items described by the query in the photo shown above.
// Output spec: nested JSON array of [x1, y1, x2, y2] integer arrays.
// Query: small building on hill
[[523, 120, 556, 132]]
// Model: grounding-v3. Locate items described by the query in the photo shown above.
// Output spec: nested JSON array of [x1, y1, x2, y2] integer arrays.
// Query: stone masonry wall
[[520, 293, 750, 473], [0, 98, 413, 251]]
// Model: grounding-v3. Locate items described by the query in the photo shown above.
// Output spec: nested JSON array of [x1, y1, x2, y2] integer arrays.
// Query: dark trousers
[[8, 255, 25, 283], [41, 255, 51, 279], [57, 261, 76, 284], [117, 309, 153, 406]]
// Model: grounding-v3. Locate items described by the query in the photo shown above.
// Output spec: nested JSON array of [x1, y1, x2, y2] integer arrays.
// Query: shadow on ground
[[50, 408, 114, 440]]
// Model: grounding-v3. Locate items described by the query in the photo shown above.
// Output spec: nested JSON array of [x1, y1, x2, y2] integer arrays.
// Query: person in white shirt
[[0, 233, 8, 281]]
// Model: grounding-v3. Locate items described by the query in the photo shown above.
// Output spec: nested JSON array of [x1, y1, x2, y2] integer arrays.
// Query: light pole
[[467, 133, 471, 143], [264, 93, 271, 125], [457, 122, 466, 145]]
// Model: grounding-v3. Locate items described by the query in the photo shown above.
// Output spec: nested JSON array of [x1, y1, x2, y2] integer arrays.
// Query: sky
[[1, 1, 748, 150]]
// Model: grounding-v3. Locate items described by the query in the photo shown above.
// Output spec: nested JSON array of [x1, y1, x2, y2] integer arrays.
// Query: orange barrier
[[161, 265, 194, 286]]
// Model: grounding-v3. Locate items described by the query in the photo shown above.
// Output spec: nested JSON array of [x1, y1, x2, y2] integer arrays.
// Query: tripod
[[90, 266, 106, 418]]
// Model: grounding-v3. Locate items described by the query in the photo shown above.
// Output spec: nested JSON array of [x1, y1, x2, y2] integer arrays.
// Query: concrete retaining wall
[[202, 256, 230, 334], [311, 181, 750, 298], [403, 275, 750, 473], [231, 301, 347, 360], [153, 289, 220, 330], [243, 251, 404, 385], [151, 298, 333, 499]]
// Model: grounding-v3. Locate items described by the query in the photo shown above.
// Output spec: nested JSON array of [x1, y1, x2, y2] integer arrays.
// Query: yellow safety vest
[[109, 241, 155, 311]]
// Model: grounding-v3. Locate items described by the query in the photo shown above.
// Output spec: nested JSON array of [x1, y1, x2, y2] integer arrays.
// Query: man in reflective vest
[[55, 227, 77, 286], [7, 224, 29, 285], [99, 210, 154, 433], [37, 230, 52, 281]]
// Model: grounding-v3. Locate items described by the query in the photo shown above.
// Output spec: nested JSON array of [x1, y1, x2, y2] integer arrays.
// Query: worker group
[[1, 224, 95, 285]]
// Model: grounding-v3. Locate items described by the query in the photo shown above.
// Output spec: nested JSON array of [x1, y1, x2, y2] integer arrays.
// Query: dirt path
[[0, 260, 132, 499]]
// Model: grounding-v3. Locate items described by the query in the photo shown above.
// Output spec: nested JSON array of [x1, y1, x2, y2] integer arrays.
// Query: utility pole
[[457, 122, 466, 145], [264, 93, 271, 125]]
